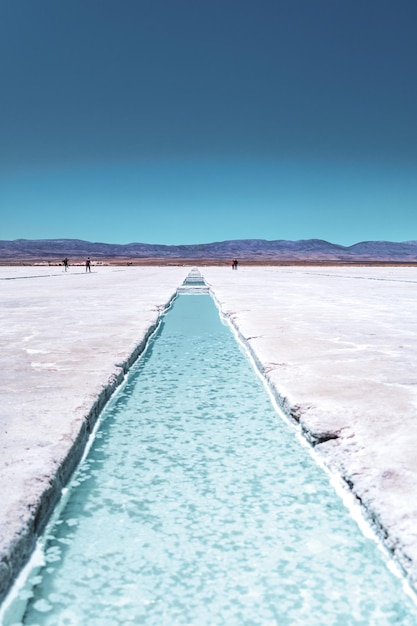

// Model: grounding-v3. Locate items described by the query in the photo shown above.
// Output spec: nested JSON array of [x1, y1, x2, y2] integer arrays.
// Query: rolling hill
[[1, 238, 417, 263]]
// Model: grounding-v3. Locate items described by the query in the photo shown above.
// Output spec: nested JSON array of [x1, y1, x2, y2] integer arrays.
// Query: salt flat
[[1, 264, 417, 601], [0, 265, 187, 600], [203, 265, 417, 586]]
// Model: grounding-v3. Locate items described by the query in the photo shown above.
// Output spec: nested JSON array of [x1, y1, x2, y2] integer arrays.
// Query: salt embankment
[[203, 265, 417, 588], [1, 264, 417, 601], [0, 265, 187, 601]]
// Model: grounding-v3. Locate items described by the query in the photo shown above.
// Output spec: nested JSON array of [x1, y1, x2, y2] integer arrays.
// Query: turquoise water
[[5, 294, 417, 625]]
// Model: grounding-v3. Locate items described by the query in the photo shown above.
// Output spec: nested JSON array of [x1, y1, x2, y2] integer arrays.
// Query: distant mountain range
[[1, 238, 417, 263]]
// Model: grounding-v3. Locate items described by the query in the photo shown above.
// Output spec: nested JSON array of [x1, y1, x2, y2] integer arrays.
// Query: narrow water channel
[[4, 293, 417, 625]]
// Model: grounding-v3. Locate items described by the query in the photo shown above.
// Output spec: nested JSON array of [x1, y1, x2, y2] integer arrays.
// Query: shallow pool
[[5, 294, 417, 625]]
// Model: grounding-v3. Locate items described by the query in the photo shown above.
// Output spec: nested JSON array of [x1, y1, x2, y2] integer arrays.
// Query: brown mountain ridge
[[1, 238, 417, 264]]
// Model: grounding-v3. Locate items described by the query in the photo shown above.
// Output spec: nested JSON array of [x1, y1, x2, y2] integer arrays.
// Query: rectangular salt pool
[[3, 294, 417, 625]]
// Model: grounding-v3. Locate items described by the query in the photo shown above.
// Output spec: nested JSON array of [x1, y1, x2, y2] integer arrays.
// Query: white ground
[[1, 264, 417, 598]]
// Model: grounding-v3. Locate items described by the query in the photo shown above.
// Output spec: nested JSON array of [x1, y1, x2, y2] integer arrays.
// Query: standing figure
[[86, 257, 91, 272], [233, 259, 238, 270], [63, 257, 69, 271]]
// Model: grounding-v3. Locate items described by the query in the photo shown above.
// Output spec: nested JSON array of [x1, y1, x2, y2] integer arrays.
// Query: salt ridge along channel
[[2, 286, 417, 624]]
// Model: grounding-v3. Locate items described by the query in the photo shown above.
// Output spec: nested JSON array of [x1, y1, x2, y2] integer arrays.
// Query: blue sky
[[1, 0, 416, 246]]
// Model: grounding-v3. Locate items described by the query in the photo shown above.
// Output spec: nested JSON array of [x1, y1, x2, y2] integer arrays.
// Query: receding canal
[[4, 293, 417, 625]]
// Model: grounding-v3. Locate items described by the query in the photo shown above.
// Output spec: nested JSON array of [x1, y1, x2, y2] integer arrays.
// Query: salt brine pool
[[3, 293, 417, 625]]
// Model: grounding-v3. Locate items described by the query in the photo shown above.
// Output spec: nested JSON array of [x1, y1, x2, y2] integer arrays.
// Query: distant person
[[86, 257, 91, 272], [231, 259, 235, 270], [233, 259, 238, 270], [63, 257, 69, 271]]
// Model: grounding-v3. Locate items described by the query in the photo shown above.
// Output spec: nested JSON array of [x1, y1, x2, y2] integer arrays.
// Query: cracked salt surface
[[0, 265, 188, 604], [202, 265, 417, 584], [1, 264, 417, 615], [4, 294, 417, 625]]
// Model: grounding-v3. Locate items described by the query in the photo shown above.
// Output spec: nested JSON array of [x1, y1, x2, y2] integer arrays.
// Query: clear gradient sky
[[1, 0, 417, 246]]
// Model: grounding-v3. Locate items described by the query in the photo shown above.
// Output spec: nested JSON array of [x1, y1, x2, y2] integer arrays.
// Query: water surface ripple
[[12, 295, 417, 625]]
